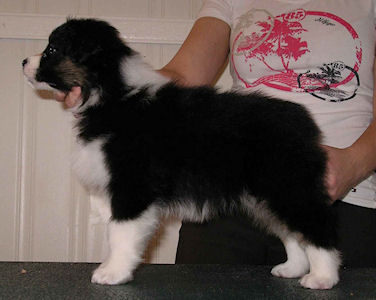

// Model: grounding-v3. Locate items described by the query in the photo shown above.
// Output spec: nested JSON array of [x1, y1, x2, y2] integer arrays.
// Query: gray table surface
[[0, 262, 375, 299]]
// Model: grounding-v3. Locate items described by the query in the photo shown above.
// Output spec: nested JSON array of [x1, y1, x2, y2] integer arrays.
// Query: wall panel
[[0, 1, 31, 13], [0, 39, 25, 260], [91, 0, 150, 18], [36, 0, 81, 15]]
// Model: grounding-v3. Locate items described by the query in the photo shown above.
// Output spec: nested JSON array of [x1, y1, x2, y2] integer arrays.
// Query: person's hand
[[54, 86, 82, 108], [322, 145, 359, 203]]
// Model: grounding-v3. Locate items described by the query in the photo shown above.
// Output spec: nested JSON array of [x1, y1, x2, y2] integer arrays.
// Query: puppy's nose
[[22, 58, 28, 67]]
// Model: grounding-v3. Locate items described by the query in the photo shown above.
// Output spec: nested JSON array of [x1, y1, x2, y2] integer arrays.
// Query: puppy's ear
[[78, 45, 103, 64]]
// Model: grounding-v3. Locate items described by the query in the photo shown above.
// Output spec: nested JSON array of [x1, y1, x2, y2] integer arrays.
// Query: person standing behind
[[56, 0, 376, 267]]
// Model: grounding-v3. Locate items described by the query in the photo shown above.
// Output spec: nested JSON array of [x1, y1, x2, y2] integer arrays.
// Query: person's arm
[[324, 57, 376, 202], [158, 17, 230, 86], [55, 17, 231, 106]]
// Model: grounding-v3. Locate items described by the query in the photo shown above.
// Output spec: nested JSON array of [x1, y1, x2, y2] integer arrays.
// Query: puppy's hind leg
[[290, 196, 340, 289], [299, 245, 341, 290], [241, 198, 310, 279], [271, 235, 309, 278], [297, 199, 341, 289], [91, 205, 160, 285], [271, 234, 341, 289]]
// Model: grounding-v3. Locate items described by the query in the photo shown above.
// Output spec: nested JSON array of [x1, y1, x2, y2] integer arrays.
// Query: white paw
[[271, 262, 309, 278], [91, 264, 133, 285], [299, 273, 339, 290]]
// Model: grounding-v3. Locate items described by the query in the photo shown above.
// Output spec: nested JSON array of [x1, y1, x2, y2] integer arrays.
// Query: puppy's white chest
[[72, 138, 109, 192]]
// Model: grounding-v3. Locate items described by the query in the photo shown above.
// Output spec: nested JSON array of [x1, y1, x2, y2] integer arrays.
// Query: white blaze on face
[[22, 54, 55, 91]]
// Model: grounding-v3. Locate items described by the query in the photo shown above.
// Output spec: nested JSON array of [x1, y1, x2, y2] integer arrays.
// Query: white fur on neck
[[121, 54, 170, 95]]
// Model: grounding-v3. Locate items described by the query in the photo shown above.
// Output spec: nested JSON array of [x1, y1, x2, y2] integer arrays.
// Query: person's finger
[[65, 86, 82, 108], [54, 90, 67, 102]]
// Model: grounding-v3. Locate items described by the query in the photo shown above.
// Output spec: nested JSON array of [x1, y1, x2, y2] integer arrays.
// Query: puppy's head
[[22, 18, 133, 103]]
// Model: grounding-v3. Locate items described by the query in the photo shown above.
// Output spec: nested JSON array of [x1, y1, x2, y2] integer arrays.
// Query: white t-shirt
[[199, 0, 376, 209]]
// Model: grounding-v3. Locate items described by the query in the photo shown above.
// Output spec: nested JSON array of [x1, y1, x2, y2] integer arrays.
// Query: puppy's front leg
[[91, 205, 159, 285]]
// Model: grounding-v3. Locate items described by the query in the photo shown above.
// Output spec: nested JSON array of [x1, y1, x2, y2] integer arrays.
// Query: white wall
[[0, 0, 232, 264]]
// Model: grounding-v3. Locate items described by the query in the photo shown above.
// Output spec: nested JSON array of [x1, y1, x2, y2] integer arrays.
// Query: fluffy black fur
[[32, 19, 338, 251]]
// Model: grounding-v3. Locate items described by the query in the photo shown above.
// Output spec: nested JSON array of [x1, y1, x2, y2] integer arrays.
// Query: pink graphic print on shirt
[[231, 9, 361, 102]]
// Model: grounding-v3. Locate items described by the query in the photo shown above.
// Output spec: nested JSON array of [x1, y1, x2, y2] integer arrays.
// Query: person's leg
[[176, 215, 286, 264], [176, 201, 376, 269], [334, 201, 376, 267]]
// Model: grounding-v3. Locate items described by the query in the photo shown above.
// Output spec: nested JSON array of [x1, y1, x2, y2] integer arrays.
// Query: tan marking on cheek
[[57, 58, 88, 87]]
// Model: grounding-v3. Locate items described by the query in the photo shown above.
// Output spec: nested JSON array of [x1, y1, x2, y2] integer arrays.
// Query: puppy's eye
[[42, 46, 57, 58]]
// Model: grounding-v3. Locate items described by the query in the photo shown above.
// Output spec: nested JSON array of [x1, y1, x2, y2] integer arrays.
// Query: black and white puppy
[[22, 18, 340, 289]]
